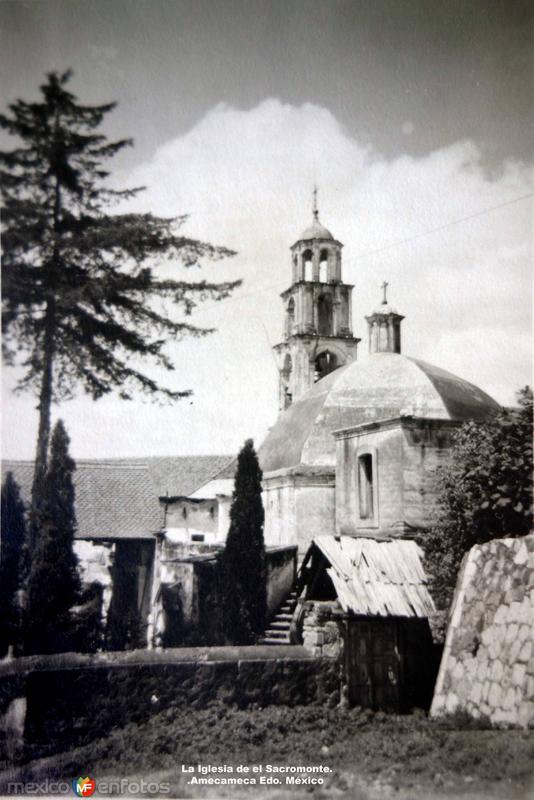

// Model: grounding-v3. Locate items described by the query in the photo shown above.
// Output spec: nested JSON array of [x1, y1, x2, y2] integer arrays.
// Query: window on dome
[[358, 454, 374, 520], [317, 294, 333, 336]]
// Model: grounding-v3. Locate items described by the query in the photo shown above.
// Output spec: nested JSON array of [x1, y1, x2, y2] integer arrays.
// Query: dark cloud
[[1, 0, 532, 169]]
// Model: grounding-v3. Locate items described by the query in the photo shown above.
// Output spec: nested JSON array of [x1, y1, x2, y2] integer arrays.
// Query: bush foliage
[[423, 387, 533, 611]]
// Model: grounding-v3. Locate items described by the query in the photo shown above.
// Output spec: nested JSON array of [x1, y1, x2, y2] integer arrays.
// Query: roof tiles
[[2, 455, 232, 540]]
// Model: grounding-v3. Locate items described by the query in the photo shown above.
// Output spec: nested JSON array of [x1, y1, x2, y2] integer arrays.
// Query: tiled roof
[[312, 535, 435, 618], [1, 455, 232, 541]]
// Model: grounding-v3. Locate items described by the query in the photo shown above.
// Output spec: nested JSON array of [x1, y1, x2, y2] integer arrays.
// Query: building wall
[[431, 534, 534, 728], [266, 546, 298, 614], [74, 540, 114, 620], [164, 498, 221, 545], [150, 540, 297, 647], [400, 423, 454, 530], [263, 469, 335, 555], [335, 419, 455, 536]]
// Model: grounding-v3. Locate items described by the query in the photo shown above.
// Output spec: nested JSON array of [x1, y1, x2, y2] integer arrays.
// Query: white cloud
[[3, 99, 532, 459]]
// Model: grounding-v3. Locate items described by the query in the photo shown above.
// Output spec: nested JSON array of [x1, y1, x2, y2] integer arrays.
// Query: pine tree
[[0, 472, 26, 656], [0, 71, 238, 548], [220, 439, 267, 644], [25, 420, 81, 655]]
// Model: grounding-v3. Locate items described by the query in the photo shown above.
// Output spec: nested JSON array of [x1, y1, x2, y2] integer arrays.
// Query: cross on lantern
[[381, 280, 389, 305]]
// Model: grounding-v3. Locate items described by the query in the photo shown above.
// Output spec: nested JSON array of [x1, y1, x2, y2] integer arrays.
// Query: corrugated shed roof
[[313, 535, 435, 618], [2, 455, 232, 540]]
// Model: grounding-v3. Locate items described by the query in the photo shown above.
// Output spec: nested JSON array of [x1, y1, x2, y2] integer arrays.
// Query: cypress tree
[[25, 420, 80, 655], [0, 472, 26, 656], [220, 439, 267, 644]]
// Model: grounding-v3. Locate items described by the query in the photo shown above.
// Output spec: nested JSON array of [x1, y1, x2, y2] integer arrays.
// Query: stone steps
[[258, 589, 298, 645]]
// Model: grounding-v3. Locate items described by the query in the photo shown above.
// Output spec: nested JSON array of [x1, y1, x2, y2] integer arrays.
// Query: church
[[258, 197, 499, 555], [4, 197, 501, 652]]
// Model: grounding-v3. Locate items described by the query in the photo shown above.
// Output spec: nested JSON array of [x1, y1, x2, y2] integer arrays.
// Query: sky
[[1, 0, 533, 460]]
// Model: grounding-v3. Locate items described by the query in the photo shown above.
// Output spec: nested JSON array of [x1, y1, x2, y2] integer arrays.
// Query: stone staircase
[[258, 589, 299, 645]]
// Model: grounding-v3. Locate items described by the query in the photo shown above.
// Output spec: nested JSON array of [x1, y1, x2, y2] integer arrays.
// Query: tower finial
[[381, 280, 389, 305], [313, 185, 319, 221]]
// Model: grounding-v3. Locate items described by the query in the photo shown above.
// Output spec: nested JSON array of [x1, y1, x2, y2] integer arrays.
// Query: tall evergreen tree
[[220, 439, 267, 644], [0, 70, 238, 547], [25, 420, 81, 655], [0, 472, 26, 656]]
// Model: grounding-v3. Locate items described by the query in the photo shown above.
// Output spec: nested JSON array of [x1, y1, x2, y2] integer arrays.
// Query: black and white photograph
[[0, 1, 533, 798]]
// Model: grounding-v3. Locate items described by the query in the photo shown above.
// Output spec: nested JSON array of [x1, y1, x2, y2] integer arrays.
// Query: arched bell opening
[[317, 293, 333, 336], [302, 249, 314, 282], [314, 350, 338, 382], [319, 249, 329, 283], [286, 298, 295, 337]]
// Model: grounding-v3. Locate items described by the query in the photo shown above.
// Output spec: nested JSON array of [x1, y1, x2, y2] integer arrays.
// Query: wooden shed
[[296, 535, 439, 712]]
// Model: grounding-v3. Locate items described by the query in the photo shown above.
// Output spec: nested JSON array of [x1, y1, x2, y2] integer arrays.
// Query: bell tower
[[273, 190, 360, 410]]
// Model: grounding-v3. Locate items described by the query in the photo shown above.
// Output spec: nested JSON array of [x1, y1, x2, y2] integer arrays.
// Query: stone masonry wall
[[0, 646, 339, 765], [300, 600, 344, 659], [431, 534, 534, 728]]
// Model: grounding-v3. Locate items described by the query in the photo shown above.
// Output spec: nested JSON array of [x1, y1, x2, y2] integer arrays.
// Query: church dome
[[298, 218, 334, 241], [259, 352, 500, 473]]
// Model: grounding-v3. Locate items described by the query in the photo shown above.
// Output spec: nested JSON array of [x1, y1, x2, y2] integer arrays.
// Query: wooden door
[[345, 618, 401, 711]]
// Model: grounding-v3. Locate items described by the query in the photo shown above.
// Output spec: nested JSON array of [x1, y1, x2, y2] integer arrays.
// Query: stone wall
[[299, 600, 344, 658], [0, 647, 338, 764], [431, 534, 534, 728]]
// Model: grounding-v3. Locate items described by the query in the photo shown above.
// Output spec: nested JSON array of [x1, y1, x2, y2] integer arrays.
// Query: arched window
[[302, 249, 313, 281], [319, 249, 329, 283], [358, 454, 374, 520], [314, 350, 337, 382], [317, 294, 333, 336], [286, 298, 295, 336]]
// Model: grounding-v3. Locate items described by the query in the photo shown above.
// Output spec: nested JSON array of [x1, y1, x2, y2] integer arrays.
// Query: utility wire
[[192, 190, 533, 318], [355, 191, 533, 259]]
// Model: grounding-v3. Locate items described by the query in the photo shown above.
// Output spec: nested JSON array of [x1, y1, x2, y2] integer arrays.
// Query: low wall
[[431, 534, 534, 728], [0, 646, 338, 764], [266, 546, 297, 614]]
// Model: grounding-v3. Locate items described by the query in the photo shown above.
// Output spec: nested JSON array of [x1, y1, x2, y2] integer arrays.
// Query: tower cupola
[[366, 282, 404, 354]]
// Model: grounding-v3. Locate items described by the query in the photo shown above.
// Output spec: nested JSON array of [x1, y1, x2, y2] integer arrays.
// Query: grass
[[13, 703, 534, 798]]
